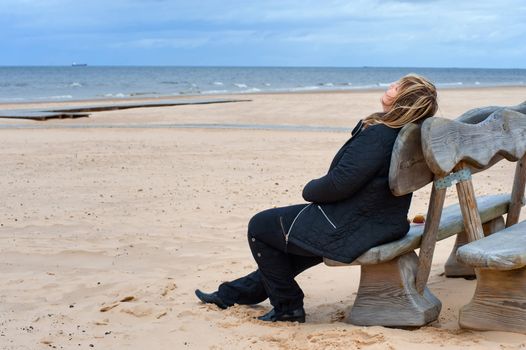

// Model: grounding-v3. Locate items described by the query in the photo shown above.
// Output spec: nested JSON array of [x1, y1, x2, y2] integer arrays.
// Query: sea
[[1, 66, 525, 103]]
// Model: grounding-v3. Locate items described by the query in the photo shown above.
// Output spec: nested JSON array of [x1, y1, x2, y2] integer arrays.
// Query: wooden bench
[[456, 222, 526, 333], [453, 126, 526, 333], [424, 106, 526, 332], [324, 101, 526, 327]]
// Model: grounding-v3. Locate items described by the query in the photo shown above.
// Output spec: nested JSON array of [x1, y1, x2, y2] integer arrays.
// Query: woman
[[195, 74, 439, 323]]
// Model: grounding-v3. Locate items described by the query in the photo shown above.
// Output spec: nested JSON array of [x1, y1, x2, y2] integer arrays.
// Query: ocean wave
[[130, 92, 158, 96], [234, 83, 248, 88], [243, 88, 261, 93], [103, 93, 127, 98], [0, 95, 73, 102], [346, 84, 384, 90], [468, 81, 525, 87], [50, 95, 73, 99], [0, 97, 27, 102], [178, 90, 202, 95], [436, 82, 463, 86], [70, 82, 82, 87], [290, 86, 321, 91], [201, 89, 229, 94], [213, 81, 224, 86], [160, 81, 196, 86]]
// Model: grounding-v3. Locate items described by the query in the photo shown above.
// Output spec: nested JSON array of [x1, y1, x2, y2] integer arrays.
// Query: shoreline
[[2, 84, 526, 108]]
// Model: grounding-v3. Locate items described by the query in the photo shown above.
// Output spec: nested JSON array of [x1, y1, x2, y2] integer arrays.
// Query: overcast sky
[[1, 0, 525, 68]]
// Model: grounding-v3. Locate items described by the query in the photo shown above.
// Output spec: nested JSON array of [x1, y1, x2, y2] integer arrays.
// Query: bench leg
[[459, 267, 526, 333], [349, 251, 441, 327], [444, 216, 505, 278]]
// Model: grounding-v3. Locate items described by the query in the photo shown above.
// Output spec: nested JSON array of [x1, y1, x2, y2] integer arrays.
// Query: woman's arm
[[302, 126, 388, 203]]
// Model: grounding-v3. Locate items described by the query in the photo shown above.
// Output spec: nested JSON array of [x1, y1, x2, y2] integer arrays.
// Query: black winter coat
[[288, 120, 412, 263]]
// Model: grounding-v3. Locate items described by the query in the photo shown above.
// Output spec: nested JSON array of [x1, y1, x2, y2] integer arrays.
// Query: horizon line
[[1, 65, 526, 70]]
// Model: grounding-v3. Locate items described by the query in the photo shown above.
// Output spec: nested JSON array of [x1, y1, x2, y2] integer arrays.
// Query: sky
[[1, 0, 525, 68]]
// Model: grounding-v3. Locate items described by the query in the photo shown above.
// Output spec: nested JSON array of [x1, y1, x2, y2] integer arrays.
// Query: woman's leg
[[216, 270, 267, 306], [216, 205, 322, 311]]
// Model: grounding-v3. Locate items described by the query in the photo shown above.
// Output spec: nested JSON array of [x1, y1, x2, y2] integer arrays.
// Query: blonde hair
[[363, 74, 438, 128]]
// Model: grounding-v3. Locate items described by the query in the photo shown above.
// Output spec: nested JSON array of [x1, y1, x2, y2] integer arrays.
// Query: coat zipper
[[317, 205, 337, 229], [285, 203, 311, 245]]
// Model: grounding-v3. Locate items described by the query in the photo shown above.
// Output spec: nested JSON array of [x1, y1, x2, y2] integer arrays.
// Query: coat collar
[[351, 119, 364, 137]]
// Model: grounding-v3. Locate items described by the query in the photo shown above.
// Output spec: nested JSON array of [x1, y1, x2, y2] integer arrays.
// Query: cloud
[[0, 0, 525, 67]]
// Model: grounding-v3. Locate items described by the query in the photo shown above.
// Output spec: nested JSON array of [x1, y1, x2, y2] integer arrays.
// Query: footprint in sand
[[177, 309, 197, 318], [99, 295, 136, 312], [120, 304, 156, 318], [161, 282, 177, 297], [93, 318, 109, 325], [306, 328, 388, 348]]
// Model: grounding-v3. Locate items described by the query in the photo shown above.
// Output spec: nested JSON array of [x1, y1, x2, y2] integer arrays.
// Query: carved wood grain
[[349, 252, 441, 326], [389, 103, 526, 196], [389, 123, 433, 196], [507, 154, 526, 227], [456, 100, 526, 123], [459, 267, 526, 333], [444, 216, 505, 278], [455, 163, 485, 243], [421, 109, 526, 176], [416, 184, 446, 294], [456, 220, 526, 270]]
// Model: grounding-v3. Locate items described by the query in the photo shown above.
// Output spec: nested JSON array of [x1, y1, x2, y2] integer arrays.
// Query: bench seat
[[325, 193, 513, 266], [457, 220, 526, 270], [457, 220, 526, 333]]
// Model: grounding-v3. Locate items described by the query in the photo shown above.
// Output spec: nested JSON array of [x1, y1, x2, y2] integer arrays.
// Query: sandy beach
[[1, 86, 526, 349]]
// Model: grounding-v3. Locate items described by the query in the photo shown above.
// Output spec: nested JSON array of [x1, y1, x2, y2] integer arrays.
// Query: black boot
[[195, 289, 231, 309], [257, 307, 306, 323]]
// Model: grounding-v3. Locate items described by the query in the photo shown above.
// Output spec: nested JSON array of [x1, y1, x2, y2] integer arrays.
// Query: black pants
[[217, 204, 323, 312]]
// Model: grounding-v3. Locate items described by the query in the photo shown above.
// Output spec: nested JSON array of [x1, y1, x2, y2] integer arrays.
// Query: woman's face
[[381, 82, 400, 112]]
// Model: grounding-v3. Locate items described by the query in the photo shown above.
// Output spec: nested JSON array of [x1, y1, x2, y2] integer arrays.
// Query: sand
[[0, 87, 525, 349]]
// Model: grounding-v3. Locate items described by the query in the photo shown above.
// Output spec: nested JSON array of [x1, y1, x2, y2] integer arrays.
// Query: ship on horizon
[[71, 62, 88, 67]]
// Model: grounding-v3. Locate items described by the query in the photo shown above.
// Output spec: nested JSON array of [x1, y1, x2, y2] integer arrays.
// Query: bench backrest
[[388, 100, 526, 294], [388, 101, 526, 196], [422, 109, 526, 176], [421, 107, 526, 228]]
